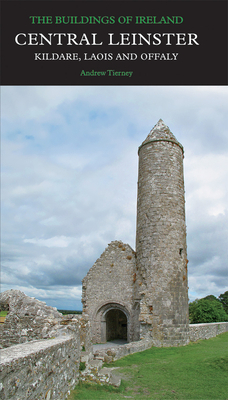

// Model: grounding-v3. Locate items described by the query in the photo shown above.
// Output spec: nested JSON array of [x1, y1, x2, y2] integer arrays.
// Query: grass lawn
[[69, 332, 228, 400]]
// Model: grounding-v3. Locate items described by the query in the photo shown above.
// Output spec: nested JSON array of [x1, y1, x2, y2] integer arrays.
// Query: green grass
[[69, 332, 228, 400], [0, 311, 8, 317]]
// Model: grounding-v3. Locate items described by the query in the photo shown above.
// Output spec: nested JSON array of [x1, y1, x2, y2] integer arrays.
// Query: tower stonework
[[82, 119, 189, 347], [136, 119, 189, 346]]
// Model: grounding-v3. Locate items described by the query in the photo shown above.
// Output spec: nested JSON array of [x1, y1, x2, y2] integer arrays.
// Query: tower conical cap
[[139, 119, 183, 154]]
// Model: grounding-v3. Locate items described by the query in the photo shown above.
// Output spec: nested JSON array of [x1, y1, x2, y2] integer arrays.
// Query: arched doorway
[[97, 302, 130, 343], [106, 309, 127, 341]]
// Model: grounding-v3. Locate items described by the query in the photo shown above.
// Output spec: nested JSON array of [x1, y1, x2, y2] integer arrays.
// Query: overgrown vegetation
[[189, 291, 228, 324], [79, 362, 86, 371], [69, 332, 228, 400], [0, 311, 8, 317], [57, 310, 82, 315]]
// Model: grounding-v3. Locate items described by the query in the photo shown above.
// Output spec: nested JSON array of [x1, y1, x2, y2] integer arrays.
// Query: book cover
[[1, 1, 228, 398]]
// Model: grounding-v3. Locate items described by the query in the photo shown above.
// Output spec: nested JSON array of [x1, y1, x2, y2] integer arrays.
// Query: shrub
[[189, 297, 228, 324]]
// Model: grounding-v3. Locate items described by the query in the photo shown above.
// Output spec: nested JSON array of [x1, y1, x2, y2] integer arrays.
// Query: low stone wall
[[189, 322, 228, 342], [1, 288, 227, 399], [94, 322, 228, 362], [0, 335, 80, 400], [94, 339, 153, 363]]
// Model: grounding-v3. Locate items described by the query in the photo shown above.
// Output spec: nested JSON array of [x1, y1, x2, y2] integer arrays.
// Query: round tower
[[136, 119, 189, 346]]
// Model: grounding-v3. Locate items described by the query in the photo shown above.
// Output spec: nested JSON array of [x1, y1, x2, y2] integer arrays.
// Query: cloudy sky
[[1, 86, 228, 310]]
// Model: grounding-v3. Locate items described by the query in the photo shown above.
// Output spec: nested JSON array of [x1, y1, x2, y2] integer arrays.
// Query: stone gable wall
[[82, 240, 138, 343]]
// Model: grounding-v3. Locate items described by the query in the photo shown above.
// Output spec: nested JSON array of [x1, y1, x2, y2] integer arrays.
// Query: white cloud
[[24, 236, 76, 248], [185, 153, 228, 217]]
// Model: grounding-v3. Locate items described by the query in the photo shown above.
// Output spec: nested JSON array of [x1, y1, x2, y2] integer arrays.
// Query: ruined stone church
[[82, 119, 189, 347]]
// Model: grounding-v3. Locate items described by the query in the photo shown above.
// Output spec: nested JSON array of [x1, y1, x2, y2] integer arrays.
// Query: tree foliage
[[189, 296, 228, 324], [204, 295, 220, 303], [218, 291, 228, 314]]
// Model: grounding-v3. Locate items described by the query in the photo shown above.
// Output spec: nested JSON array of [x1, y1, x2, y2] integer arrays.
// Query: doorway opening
[[106, 309, 127, 341]]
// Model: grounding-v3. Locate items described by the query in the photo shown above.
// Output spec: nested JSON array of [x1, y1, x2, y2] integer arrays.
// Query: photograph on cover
[[2, 85, 227, 305], [1, 85, 228, 397]]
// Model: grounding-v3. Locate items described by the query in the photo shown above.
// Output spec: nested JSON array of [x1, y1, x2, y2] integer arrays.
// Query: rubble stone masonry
[[82, 241, 139, 343], [82, 120, 189, 346], [0, 290, 64, 348], [0, 336, 80, 400], [136, 120, 189, 345], [189, 322, 228, 341], [0, 290, 89, 399]]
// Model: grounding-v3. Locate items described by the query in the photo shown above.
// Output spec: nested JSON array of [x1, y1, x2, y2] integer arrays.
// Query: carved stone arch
[[94, 302, 131, 343]]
